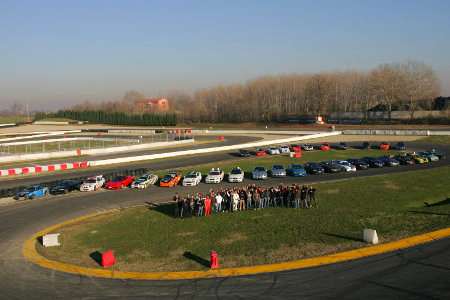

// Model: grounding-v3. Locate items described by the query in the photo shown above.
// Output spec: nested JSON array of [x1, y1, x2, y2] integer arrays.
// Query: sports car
[[302, 144, 314, 151], [105, 175, 135, 190], [182, 171, 202, 186], [320, 143, 331, 151], [252, 166, 268, 180], [255, 148, 267, 156], [238, 149, 251, 157], [80, 175, 105, 192], [279, 145, 291, 153], [378, 156, 400, 167], [362, 157, 384, 168], [379, 142, 390, 151], [270, 165, 286, 177], [304, 162, 325, 175], [267, 147, 281, 155], [320, 161, 344, 173], [394, 154, 415, 165], [394, 142, 407, 151], [228, 167, 244, 183], [408, 153, 428, 164], [50, 180, 81, 195], [131, 173, 158, 189], [347, 158, 370, 170], [205, 168, 224, 183], [290, 144, 301, 152], [14, 185, 49, 200], [287, 164, 307, 177], [159, 171, 182, 187], [334, 142, 348, 150], [418, 151, 439, 162], [334, 160, 356, 172]]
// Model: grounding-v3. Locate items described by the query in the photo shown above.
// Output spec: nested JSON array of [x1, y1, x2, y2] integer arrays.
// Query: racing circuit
[[0, 128, 449, 299]]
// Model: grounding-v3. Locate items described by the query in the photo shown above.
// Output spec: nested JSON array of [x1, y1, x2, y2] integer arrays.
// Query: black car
[[347, 158, 370, 170], [50, 180, 81, 195], [378, 156, 400, 167], [238, 149, 251, 157], [304, 162, 325, 175], [361, 141, 371, 150], [320, 161, 344, 173], [362, 157, 384, 168], [334, 142, 348, 150], [394, 142, 406, 150], [395, 155, 415, 165]]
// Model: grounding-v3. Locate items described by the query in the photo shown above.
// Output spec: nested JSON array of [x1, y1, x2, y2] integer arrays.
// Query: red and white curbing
[[0, 161, 89, 177]]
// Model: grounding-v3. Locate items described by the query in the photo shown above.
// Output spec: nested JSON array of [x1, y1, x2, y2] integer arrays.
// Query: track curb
[[22, 208, 450, 281]]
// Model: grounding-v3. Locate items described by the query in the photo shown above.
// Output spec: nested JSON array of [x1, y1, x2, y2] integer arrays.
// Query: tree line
[[169, 61, 440, 123], [34, 110, 177, 126]]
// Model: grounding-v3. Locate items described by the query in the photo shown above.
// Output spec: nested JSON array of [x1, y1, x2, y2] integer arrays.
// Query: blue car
[[14, 185, 49, 200], [287, 164, 307, 177]]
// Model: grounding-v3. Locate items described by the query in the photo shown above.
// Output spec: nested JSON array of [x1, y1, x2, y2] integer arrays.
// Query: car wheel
[[13, 196, 19, 201]]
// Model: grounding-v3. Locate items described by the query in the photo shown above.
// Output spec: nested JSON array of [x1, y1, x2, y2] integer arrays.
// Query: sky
[[1, 0, 449, 110]]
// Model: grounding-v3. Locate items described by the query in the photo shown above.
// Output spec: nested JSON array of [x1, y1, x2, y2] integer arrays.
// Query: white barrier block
[[363, 229, 379, 244], [42, 233, 61, 247]]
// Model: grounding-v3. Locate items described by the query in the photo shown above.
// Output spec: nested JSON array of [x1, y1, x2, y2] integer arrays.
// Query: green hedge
[[35, 110, 177, 126]]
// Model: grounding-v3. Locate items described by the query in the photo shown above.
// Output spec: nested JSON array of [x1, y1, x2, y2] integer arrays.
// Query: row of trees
[[168, 61, 440, 123], [35, 110, 177, 126]]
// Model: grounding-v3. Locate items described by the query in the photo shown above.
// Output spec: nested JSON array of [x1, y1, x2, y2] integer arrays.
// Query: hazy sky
[[1, 0, 449, 110]]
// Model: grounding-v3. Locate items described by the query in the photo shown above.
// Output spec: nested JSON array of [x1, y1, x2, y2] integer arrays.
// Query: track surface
[[0, 142, 449, 299]]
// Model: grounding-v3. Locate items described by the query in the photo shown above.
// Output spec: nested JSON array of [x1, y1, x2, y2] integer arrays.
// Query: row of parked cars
[[13, 147, 443, 200], [239, 141, 407, 157]]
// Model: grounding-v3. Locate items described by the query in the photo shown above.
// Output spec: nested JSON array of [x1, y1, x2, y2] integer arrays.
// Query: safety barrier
[[90, 132, 342, 167], [0, 136, 141, 146], [0, 130, 82, 143], [0, 139, 194, 164], [0, 161, 89, 177]]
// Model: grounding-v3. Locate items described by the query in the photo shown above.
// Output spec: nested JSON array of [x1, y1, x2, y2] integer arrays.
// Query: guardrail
[[0, 130, 82, 143], [0, 137, 140, 146], [90, 131, 342, 167], [193, 130, 332, 135]]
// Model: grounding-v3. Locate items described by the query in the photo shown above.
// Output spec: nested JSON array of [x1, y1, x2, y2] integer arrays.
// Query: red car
[[320, 143, 331, 151], [290, 144, 301, 152], [104, 175, 134, 190], [379, 142, 390, 151], [255, 148, 267, 156]]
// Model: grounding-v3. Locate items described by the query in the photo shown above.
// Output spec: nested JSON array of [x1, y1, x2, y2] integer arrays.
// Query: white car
[[80, 175, 105, 192], [182, 171, 202, 186], [267, 147, 281, 155], [335, 160, 357, 172], [205, 168, 224, 184], [228, 167, 244, 183], [279, 145, 290, 153], [131, 173, 158, 189], [302, 144, 314, 151]]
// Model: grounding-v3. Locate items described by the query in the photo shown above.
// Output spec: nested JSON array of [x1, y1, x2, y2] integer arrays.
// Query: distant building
[[135, 98, 170, 113]]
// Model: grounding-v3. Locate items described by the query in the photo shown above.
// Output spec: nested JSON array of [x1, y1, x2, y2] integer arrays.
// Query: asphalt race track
[[0, 141, 449, 299]]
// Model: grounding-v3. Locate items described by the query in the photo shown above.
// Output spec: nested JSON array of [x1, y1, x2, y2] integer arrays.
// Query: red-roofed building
[[135, 98, 170, 113]]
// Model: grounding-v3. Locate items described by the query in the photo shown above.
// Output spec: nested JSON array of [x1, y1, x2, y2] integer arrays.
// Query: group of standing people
[[172, 184, 317, 218]]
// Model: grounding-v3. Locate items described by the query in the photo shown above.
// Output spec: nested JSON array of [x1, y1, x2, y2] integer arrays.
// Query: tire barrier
[[0, 167, 150, 199]]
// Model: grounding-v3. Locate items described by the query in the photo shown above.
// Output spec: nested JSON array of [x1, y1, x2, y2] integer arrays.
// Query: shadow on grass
[[322, 232, 363, 242], [408, 198, 450, 216], [90, 251, 102, 266], [408, 211, 449, 216], [424, 198, 450, 207], [145, 201, 177, 218], [183, 251, 210, 268]]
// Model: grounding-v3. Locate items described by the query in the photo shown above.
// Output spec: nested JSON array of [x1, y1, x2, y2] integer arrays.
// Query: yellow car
[[409, 154, 428, 164]]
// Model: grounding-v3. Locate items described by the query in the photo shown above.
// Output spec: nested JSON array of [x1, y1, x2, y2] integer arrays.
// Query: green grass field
[[38, 166, 450, 272], [420, 135, 450, 145], [0, 115, 29, 124]]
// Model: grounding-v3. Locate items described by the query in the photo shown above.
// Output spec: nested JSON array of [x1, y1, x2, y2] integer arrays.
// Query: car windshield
[[186, 174, 197, 178], [209, 171, 221, 176], [113, 176, 126, 182], [292, 165, 302, 169], [163, 175, 172, 181], [273, 165, 283, 169], [255, 167, 265, 171], [85, 179, 96, 183], [231, 169, 242, 174]]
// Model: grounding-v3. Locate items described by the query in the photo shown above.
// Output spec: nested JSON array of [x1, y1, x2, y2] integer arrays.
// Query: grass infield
[[38, 166, 450, 272]]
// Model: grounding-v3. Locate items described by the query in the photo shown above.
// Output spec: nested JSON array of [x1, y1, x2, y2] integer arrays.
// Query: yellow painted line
[[23, 210, 450, 281]]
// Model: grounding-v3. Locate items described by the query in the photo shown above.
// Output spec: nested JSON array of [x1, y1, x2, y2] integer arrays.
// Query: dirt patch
[[324, 188, 340, 194], [383, 181, 401, 190], [176, 231, 196, 237]]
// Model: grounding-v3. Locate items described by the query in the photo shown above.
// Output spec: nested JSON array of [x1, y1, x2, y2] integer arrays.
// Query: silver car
[[271, 165, 286, 177], [252, 166, 268, 180]]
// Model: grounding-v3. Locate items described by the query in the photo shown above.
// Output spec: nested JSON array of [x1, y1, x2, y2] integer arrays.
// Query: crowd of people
[[172, 184, 317, 218]]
